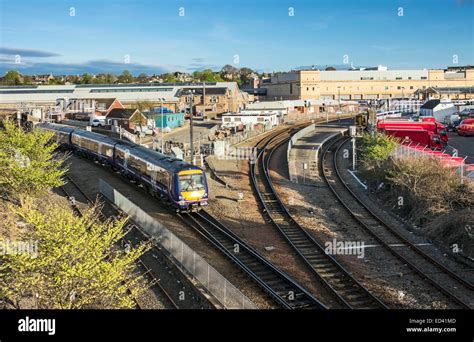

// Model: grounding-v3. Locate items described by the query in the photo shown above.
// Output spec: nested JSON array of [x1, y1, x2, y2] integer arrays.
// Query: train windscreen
[[179, 173, 205, 192]]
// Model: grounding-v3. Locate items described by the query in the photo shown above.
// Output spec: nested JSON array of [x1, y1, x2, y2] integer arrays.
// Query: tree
[[221, 64, 237, 74], [200, 69, 223, 82], [93, 73, 107, 84], [136, 73, 148, 83], [192, 71, 204, 81], [48, 77, 65, 85], [220, 64, 238, 81], [104, 73, 117, 84], [0, 199, 151, 309], [135, 101, 155, 113], [22, 75, 33, 85], [117, 70, 134, 83], [162, 73, 177, 83], [0, 120, 67, 198], [81, 73, 93, 84], [1, 70, 23, 85]]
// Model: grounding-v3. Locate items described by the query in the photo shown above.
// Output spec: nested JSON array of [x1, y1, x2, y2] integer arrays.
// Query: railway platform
[[288, 125, 347, 184]]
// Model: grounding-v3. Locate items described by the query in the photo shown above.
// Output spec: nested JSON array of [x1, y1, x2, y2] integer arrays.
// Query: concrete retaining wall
[[287, 124, 315, 182], [287, 125, 347, 183]]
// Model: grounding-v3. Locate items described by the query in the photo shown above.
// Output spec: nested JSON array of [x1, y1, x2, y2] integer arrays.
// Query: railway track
[[321, 137, 473, 309], [59, 175, 182, 309], [62, 173, 326, 310], [177, 210, 327, 309], [250, 128, 388, 309], [61, 144, 329, 309]]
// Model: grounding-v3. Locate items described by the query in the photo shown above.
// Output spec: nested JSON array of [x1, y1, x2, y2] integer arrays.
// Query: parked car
[[444, 114, 461, 132], [457, 119, 474, 136], [134, 124, 154, 136], [90, 118, 106, 127], [459, 108, 474, 117]]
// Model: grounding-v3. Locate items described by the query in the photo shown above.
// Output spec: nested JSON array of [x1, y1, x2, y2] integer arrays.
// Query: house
[[151, 112, 185, 130], [106, 108, 147, 131], [32, 73, 54, 84], [103, 99, 125, 115], [178, 87, 231, 118]]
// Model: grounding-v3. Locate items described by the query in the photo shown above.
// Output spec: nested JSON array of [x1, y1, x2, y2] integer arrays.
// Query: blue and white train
[[38, 123, 209, 211]]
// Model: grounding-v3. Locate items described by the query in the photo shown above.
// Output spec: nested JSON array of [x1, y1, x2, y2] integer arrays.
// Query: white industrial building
[[221, 112, 280, 128], [243, 100, 294, 116], [419, 99, 457, 122]]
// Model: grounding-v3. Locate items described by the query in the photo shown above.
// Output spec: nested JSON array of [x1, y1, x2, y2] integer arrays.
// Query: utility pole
[[188, 89, 194, 164], [352, 137, 356, 170], [160, 98, 164, 154], [202, 81, 206, 118], [350, 125, 357, 170], [338, 86, 341, 111]]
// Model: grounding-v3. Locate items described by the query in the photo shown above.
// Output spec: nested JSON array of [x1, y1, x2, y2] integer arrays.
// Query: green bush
[[0, 120, 67, 198], [359, 132, 398, 165], [358, 133, 398, 186]]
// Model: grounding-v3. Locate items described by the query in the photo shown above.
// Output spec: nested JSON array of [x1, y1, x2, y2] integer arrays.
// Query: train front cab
[[175, 169, 208, 211]]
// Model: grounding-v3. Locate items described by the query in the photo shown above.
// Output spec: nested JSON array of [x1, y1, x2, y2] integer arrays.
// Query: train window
[[179, 174, 204, 192], [128, 155, 146, 173], [106, 148, 113, 157]]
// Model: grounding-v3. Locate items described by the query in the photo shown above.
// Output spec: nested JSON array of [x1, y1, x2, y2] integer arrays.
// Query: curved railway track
[[62, 173, 325, 309], [249, 128, 388, 309], [59, 175, 180, 309], [321, 136, 473, 309], [178, 210, 327, 309]]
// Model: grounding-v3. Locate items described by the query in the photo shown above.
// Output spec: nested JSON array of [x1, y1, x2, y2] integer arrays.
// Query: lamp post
[[159, 98, 165, 153], [188, 89, 194, 164], [337, 86, 341, 122]]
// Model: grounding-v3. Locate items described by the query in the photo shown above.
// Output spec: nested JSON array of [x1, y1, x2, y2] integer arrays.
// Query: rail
[[249, 127, 388, 309], [321, 137, 473, 309], [98, 179, 256, 309], [179, 210, 327, 309]]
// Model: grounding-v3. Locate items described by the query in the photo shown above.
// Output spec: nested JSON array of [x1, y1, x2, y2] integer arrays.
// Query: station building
[[0, 82, 250, 118], [262, 66, 474, 101]]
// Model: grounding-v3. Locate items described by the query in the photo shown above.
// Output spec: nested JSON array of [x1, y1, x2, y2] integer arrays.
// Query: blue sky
[[0, 0, 473, 75]]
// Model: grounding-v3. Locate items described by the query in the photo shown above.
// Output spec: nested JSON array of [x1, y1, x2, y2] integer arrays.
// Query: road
[[446, 132, 473, 164]]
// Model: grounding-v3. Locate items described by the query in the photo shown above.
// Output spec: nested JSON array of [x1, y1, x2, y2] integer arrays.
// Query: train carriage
[[70, 130, 116, 164], [36, 123, 75, 147], [36, 123, 209, 211], [116, 144, 208, 210]]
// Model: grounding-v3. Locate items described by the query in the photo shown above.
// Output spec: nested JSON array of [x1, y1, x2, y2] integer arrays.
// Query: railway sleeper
[[297, 244, 321, 251], [253, 271, 279, 280]]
